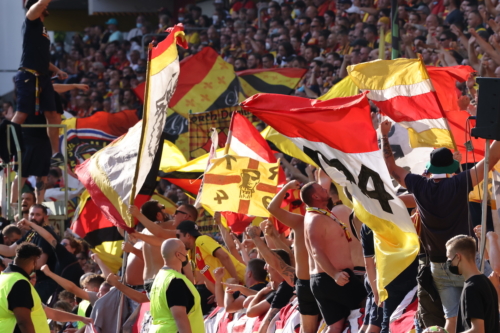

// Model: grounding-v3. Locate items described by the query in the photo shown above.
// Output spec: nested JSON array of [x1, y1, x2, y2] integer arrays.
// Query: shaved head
[[161, 238, 185, 261]]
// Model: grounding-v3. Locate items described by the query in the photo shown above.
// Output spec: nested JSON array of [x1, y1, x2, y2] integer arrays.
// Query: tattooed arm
[[258, 307, 280, 333], [380, 120, 409, 188], [246, 226, 295, 287]]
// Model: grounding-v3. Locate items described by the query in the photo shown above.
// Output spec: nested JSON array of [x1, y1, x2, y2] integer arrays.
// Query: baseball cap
[[425, 148, 459, 174], [176, 220, 202, 238], [105, 18, 118, 25], [416, 5, 431, 15]]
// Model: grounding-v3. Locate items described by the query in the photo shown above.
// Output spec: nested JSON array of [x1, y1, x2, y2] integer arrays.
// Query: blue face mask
[[271, 28, 279, 35], [294, 9, 301, 16], [136, 23, 143, 28], [55, 46, 62, 52], [83, 35, 89, 42]]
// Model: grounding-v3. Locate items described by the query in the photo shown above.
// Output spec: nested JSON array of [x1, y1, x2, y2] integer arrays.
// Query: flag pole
[[116, 42, 153, 333], [479, 139, 490, 273], [390, 0, 400, 60], [223, 110, 236, 155], [130, 44, 154, 205]]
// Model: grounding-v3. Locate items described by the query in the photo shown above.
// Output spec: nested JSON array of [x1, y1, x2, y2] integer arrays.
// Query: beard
[[30, 218, 44, 226]]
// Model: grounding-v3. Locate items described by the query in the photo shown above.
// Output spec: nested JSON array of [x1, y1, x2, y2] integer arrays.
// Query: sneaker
[[50, 152, 65, 167]]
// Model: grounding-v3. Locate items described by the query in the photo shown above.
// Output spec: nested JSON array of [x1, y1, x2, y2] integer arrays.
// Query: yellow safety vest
[[77, 300, 91, 329], [149, 267, 205, 333], [0, 270, 50, 333]]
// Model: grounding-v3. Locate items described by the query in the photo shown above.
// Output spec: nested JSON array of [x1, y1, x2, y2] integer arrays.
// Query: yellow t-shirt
[[191, 235, 246, 284]]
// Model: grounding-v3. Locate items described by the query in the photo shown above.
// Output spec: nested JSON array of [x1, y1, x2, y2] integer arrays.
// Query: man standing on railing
[[11, 0, 68, 169]]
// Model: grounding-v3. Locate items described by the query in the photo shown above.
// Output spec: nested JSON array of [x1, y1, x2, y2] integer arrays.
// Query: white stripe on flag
[[365, 79, 433, 101], [230, 136, 269, 163], [288, 137, 416, 233], [398, 118, 449, 133]]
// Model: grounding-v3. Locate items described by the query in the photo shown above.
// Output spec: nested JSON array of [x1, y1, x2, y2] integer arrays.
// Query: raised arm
[[91, 253, 113, 278], [26, 0, 50, 20], [0, 242, 18, 257], [40, 265, 89, 301], [267, 180, 304, 230], [213, 267, 226, 308], [246, 226, 295, 287], [380, 120, 409, 188], [213, 248, 239, 281], [129, 205, 176, 240], [214, 213, 244, 264], [44, 305, 93, 325], [18, 219, 57, 248], [469, 140, 500, 187], [106, 274, 149, 303], [53, 84, 89, 94]]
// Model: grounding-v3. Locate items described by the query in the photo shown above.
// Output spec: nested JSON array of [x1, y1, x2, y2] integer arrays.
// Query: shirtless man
[[267, 180, 320, 333], [301, 181, 367, 333], [129, 202, 198, 291], [317, 170, 365, 274]]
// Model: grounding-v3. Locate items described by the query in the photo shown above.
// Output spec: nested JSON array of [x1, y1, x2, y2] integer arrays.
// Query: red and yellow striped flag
[[348, 58, 454, 149]]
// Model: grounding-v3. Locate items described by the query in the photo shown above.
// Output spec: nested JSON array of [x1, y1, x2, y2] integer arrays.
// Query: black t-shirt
[[5, 264, 35, 333], [445, 9, 464, 26], [166, 278, 195, 313], [458, 274, 500, 332], [233, 282, 267, 299], [20, 18, 51, 74], [17, 225, 58, 281], [360, 224, 418, 286], [360, 224, 375, 258], [265, 280, 295, 309], [54, 244, 83, 287], [405, 171, 473, 259]]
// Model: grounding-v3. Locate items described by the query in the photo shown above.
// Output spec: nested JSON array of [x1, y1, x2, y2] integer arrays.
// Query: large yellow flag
[[200, 155, 279, 217], [317, 76, 359, 100]]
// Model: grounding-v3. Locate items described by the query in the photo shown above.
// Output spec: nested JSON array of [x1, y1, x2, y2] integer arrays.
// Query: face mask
[[271, 28, 279, 35], [159, 23, 163, 29], [268, 8, 272, 14], [213, 15, 219, 23], [56, 46, 62, 52], [136, 23, 143, 28], [294, 9, 302, 16], [446, 255, 461, 275], [178, 253, 189, 267], [265, 42, 271, 50], [178, 17, 184, 22], [83, 35, 89, 42]]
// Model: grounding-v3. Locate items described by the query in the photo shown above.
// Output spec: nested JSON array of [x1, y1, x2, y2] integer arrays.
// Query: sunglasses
[[175, 210, 188, 215], [299, 22, 307, 26], [439, 38, 448, 41], [311, 25, 318, 28], [320, 70, 328, 74]]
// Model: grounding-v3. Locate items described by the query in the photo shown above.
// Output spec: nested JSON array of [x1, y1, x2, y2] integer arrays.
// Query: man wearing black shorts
[[12, 0, 68, 167], [301, 182, 367, 332], [268, 180, 321, 333]]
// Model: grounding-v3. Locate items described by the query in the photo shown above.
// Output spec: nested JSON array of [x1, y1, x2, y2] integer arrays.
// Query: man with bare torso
[[301, 182, 367, 333], [129, 202, 198, 292], [267, 180, 320, 333]]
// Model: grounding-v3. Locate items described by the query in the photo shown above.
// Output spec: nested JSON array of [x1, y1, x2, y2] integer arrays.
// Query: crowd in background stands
[[2, 0, 500, 332], [2, 0, 500, 120]]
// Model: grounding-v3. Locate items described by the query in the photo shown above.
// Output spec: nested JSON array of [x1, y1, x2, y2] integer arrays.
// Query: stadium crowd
[[2, 0, 500, 332]]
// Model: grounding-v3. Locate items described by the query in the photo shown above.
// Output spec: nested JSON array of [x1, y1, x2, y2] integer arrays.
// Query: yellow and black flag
[[237, 68, 307, 98], [168, 47, 243, 117]]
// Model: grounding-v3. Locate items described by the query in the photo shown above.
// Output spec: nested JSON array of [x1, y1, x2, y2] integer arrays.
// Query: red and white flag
[[240, 93, 419, 302]]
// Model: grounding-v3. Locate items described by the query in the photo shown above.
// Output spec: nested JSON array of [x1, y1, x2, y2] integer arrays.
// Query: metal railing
[[3, 124, 68, 228]]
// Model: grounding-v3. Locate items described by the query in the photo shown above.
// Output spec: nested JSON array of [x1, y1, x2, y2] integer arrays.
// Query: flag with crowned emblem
[[200, 155, 279, 217]]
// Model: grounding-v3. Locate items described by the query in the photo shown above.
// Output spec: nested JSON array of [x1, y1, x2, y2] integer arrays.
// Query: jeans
[[430, 262, 464, 318]]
